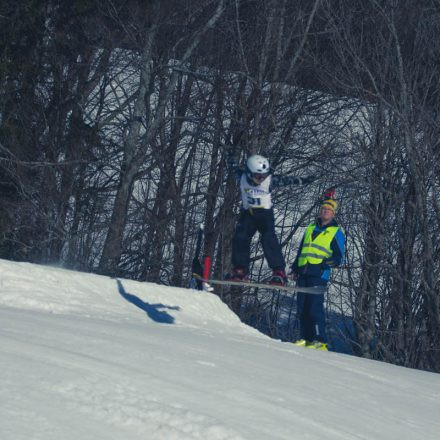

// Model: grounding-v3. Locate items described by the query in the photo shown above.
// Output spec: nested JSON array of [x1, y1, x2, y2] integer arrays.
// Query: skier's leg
[[231, 211, 257, 272], [258, 210, 285, 270]]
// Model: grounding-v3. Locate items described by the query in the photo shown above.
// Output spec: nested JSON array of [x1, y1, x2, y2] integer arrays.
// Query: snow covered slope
[[1, 259, 439, 440]]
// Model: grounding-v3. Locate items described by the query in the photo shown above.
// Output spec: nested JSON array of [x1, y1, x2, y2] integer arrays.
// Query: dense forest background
[[1, 0, 439, 372]]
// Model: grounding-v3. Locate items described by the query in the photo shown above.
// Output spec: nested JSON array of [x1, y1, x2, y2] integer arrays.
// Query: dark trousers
[[297, 276, 327, 343], [232, 209, 285, 272]]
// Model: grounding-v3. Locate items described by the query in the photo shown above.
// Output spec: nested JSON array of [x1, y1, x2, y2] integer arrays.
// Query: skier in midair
[[226, 152, 315, 286]]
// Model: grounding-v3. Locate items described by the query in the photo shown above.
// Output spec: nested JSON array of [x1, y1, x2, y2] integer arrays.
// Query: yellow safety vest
[[298, 223, 339, 267]]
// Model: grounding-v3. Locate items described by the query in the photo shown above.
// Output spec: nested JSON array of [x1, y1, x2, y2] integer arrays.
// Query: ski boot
[[306, 341, 329, 351], [269, 269, 288, 286], [225, 267, 249, 282], [292, 339, 308, 347]]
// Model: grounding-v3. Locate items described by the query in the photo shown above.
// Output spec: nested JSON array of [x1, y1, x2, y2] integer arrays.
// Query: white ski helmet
[[246, 154, 270, 176]]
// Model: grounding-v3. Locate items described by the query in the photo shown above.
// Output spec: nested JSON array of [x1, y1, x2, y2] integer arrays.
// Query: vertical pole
[[203, 255, 211, 280]]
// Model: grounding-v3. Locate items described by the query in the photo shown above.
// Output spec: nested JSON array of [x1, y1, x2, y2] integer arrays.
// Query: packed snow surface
[[1, 259, 439, 439]]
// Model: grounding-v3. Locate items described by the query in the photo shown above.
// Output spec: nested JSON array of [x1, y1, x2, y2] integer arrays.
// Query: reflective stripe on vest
[[298, 224, 339, 267]]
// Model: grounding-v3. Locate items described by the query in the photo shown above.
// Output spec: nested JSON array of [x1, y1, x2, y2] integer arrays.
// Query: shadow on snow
[[116, 279, 180, 324]]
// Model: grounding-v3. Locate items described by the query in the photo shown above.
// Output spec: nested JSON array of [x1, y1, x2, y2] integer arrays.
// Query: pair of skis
[[190, 225, 325, 295], [193, 273, 325, 295]]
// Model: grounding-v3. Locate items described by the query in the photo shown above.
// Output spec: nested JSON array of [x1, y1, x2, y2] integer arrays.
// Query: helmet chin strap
[[248, 174, 268, 186]]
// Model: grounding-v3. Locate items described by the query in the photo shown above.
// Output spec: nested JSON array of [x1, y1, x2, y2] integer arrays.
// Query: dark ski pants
[[297, 276, 327, 343], [232, 208, 285, 272]]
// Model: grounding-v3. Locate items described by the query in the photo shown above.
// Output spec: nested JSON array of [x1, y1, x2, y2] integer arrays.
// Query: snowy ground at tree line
[[0, 259, 439, 440]]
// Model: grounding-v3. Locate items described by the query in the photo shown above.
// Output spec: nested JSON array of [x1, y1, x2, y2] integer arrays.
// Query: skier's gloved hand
[[226, 148, 236, 167], [301, 175, 316, 185]]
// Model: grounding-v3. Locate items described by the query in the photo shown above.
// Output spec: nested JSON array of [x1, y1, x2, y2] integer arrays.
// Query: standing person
[[226, 152, 315, 286], [290, 194, 345, 350]]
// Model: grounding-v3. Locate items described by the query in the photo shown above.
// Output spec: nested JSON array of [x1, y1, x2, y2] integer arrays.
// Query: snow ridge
[[1, 259, 439, 440]]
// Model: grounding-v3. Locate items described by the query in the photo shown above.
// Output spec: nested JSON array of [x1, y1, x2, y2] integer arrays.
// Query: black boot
[[226, 267, 249, 282]]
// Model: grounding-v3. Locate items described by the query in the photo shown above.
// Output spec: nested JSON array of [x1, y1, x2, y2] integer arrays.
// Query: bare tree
[[319, 0, 440, 370], [98, 0, 225, 275]]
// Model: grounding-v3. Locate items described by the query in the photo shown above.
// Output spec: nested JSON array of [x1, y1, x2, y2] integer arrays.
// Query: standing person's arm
[[322, 229, 345, 269], [290, 234, 305, 277]]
